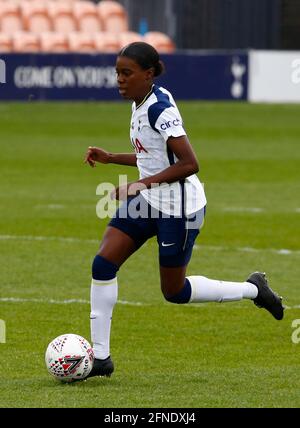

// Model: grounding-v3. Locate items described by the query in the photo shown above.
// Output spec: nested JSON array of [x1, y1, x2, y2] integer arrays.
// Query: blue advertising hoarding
[[0, 52, 248, 101]]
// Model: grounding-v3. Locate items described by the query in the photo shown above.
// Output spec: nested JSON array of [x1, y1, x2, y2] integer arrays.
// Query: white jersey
[[130, 85, 206, 216]]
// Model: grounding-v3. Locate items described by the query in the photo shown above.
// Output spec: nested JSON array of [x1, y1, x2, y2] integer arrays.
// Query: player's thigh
[[100, 194, 156, 266], [97, 226, 138, 266], [159, 265, 187, 297], [158, 207, 205, 296]]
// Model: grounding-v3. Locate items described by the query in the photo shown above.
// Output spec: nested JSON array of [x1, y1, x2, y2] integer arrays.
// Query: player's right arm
[[84, 146, 137, 167]]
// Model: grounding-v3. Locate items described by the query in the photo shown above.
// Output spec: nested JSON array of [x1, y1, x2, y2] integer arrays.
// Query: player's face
[[116, 56, 153, 104]]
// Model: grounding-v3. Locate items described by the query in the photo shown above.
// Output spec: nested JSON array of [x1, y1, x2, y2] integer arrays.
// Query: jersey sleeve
[[148, 102, 186, 142], [154, 107, 186, 141]]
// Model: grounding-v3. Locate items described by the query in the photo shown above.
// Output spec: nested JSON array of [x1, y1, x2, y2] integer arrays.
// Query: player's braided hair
[[118, 42, 165, 77]]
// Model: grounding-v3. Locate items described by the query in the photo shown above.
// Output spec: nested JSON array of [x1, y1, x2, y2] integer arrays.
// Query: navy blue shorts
[[109, 194, 205, 267]]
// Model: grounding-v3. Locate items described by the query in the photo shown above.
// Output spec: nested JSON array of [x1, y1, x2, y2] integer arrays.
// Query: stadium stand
[[39, 32, 69, 52], [0, 1, 23, 34], [74, 1, 103, 33], [0, 0, 176, 53], [93, 31, 120, 52], [12, 31, 40, 52], [48, 2, 77, 34], [0, 32, 12, 52], [21, 1, 52, 33], [67, 31, 96, 52], [119, 30, 143, 47], [143, 31, 175, 53], [98, 0, 128, 33]]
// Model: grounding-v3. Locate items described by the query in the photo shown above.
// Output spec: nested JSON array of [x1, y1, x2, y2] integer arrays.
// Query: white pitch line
[[0, 234, 299, 256], [222, 207, 264, 213], [0, 297, 146, 306], [194, 244, 300, 256], [0, 234, 98, 244], [221, 207, 300, 213], [0, 296, 299, 310], [34, 204, 65, 210]]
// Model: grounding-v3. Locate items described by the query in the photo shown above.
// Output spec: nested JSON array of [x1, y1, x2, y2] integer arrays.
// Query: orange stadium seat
[[48, 2, 77, 34], [39, 32, 69, 52], [73, 1, 103, 33], [93, 31, 120, 52], [143, 31, 176, 53], [0, 2, 23, 34], [98, 0, 128, 33], [21, 1, 52, 33], [119, 31, 143, 48], [0, 33, 13, 52], [68, 32, 96, 52], [12, 32, 40, 52]]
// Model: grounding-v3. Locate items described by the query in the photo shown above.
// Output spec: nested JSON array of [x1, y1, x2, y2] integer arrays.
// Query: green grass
[[0, 101, 300, 408]]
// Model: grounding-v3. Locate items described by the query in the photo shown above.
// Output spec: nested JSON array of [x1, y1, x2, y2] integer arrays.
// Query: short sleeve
[[154, 107, 186, 142]]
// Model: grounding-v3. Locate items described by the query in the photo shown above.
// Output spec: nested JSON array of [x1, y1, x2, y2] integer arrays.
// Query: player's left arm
[[113, 135, 199, 200]]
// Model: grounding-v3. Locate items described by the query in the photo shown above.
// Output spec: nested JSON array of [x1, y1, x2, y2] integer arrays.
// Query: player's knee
[[92, 254, 119, 280]]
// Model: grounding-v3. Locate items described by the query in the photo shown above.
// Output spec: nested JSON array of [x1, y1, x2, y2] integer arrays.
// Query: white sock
[[187, 275, 258, 303], [90, 277, 118, 360]]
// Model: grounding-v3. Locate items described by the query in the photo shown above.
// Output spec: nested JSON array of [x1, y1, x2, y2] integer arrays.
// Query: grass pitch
[[0, 101, 300, 408]]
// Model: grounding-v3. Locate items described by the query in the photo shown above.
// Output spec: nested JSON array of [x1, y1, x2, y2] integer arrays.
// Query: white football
[[45, 333, 94, 382]]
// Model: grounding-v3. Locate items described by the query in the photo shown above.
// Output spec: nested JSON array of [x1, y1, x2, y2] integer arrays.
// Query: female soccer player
[[84, 42, 284, 378]]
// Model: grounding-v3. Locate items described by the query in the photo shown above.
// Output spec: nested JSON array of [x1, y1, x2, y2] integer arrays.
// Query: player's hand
[[84, 146, 110, 167], [111, 182, 146, 201]]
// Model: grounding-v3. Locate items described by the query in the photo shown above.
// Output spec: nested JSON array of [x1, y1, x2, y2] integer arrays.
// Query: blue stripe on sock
[[92, 255, 119, 281], [165, 278, 192, 304]]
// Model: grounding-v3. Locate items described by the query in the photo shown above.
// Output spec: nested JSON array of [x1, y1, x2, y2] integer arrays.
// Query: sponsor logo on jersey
[[160, 118, 181, 131], [131, 138, 148, 153]]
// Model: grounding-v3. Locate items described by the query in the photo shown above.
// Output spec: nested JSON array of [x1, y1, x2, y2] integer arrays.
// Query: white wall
[[249, 50, 300, 103]]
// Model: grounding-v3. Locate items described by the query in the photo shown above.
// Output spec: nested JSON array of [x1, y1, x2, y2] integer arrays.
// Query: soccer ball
[[45, 333, 94, 382]]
